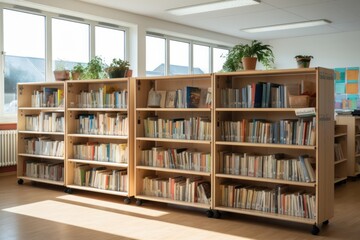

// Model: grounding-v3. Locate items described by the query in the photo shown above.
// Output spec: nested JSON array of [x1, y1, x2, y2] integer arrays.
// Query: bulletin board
[[334, 67, 360, 110]]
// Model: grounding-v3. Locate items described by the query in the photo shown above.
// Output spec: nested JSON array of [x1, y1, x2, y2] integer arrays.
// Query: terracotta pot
[[53, 70, 70, 81], [242, 57, 257, 70], [71, 71, 81, 80]]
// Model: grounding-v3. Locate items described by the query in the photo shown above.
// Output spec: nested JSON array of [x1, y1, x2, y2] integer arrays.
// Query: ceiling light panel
[[242, 19, 331, 33], [167, 0, 260, 16]]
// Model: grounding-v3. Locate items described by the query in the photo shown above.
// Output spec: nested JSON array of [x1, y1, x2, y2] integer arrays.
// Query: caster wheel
[[206, 210, 214, 218], [311, 225, 320, 235], [124, 197, 131, 204], [213, 210, 222, 219], [65, 188, 73, 194], [323, 220, 329, 225], [136, 199, 143, 206], [17, 179, 24, 185]]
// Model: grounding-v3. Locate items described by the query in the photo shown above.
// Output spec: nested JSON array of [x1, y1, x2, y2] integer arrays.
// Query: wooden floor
[[0, 174, 359, 240]]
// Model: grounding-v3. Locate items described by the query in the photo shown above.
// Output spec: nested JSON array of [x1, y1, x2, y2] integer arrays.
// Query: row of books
[[31, 88, 64, 108], [73, 142, 128, 163], [220, 183, 316, 219], [77, 88, 128, 109], [144, 116, 211, 140], [76, 113, 128, 136], [147, 87, 211, 108], [24, 137, 64, 157], [142, 176, 211, 204], [25, 113, 64, 132], [334, 143, 345, 162], [74, 165, 128, 192], [220, 117, 316, 146], [141, 147, 211, 172], [219, 152, 315, 183], [219, 82, 300, 108], [25, 161, 64, 181]]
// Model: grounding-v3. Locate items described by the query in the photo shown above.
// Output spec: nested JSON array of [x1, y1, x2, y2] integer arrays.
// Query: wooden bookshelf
[[65, 78, 133, 203], [17, 81, 66, 186], [336, 116, 360, 177], [334, 124, 348, 184], [213, 68, 334, 235], [134, 74, 213, 211]]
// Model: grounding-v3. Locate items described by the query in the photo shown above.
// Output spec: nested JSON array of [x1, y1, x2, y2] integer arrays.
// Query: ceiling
[[79, 0, 360, 40]]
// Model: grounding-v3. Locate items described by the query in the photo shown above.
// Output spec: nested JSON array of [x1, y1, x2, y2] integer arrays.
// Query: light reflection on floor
[[57, 194, 167, 217], [4, 200, 253, 240]]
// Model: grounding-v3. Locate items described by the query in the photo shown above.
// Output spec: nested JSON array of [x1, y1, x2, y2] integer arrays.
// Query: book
[[184, 86, 201, 108], [147, 88, 162, 107], [165, 90, 176, 108]]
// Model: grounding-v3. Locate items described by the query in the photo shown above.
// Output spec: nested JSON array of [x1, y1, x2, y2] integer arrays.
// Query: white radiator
[[0, 130, 17, 166]]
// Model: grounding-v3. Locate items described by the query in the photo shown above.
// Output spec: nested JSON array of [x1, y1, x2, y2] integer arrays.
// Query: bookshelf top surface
[[214, 67, 323, 77], [67, 78, 129, 84], [18, 81, 65, 86], [135, 74, 212, 81]]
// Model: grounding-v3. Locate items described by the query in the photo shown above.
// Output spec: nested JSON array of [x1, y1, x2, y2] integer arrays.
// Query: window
[[0, 6, 129, 122], [52, 18, 90, 72], [95, 26, 125, 66], [213, 47, 229, 73], [169, 40, 190, 75], [146, 36, 165, 76], [146, 33, 230, 76], [2, 9, 45, 115], [193, 44, 210, 74]]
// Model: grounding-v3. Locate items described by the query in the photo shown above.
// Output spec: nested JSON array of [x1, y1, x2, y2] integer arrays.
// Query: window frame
[[146, 32, 230, 76], [0, 5, 129, 123]]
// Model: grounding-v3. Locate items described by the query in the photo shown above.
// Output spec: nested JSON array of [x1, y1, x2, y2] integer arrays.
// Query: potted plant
[[223, 40, 274, 71], [71, 63, 85, 80], [106, 58, 130, 78], [82, 56, 106, 79], [295, 55, 313, 68], [53, 61, 70, 81]]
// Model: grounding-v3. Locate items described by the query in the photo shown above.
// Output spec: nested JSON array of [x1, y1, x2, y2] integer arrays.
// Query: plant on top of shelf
[[105, 58, 131, 78], [295, 55, 313, 68], [53, 60, 70, 81], [71, 63, 85, 80], [223, 40, 274, 71], [82, 56, 107, 79]]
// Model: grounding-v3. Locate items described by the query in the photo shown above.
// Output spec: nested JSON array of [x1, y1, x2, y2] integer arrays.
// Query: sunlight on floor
[[57, 194, 168, 217], [4, 200, 254, 240]]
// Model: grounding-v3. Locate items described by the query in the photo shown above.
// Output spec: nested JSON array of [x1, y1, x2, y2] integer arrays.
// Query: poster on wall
[[334, 67, 360, 111]]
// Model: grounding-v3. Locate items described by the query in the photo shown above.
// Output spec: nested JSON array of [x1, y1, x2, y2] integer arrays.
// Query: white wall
[[269, 31, 360, 69], [2, 0, 245, 76]]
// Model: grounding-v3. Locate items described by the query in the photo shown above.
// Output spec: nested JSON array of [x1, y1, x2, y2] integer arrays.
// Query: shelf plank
[[18, 153, 64, 160], [215, 141, 316, 150], [135, 195, 210, 209], [66, 184, 129, 196], [334, 158, 347, 165], [334, 177, 347, 184], [18, 107, 65, 112], [136, 108, 211, 112], [136, 166, 211, 176], [136, 137, 211, 144], [334, 133, 347, 138], [67, 134, 128, 140], [68, 108, 127, 112], [214, 206, 316, 225], [215, 174, 316, 187], [18, 130, 64, 135], [18, 176, 64, 186], [215, 108, 300, 112], [68, 159, 128, 168]]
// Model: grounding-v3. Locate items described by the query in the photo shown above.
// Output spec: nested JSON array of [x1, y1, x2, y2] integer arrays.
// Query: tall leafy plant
[[223, 40, 274, 71]]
